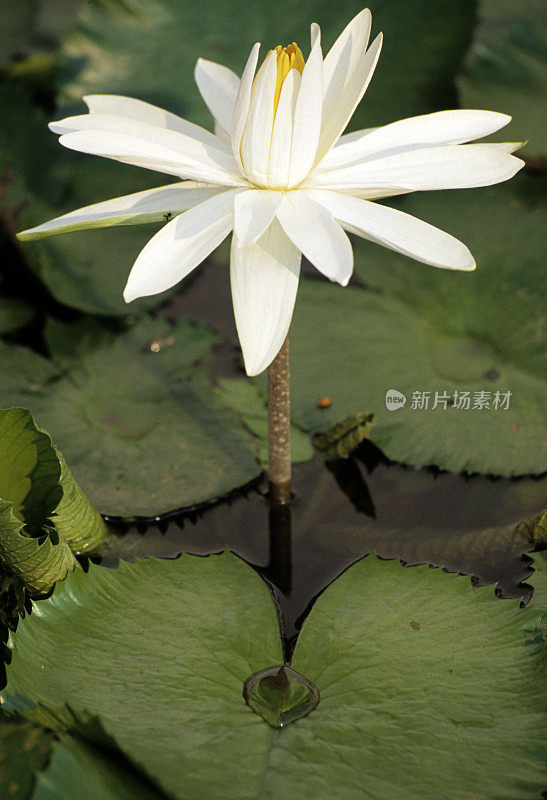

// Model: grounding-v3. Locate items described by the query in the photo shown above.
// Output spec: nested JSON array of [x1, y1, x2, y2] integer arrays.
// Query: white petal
[[123, 189, 240, 302], [321, 10, 371, 125], [214, 119, 231, 144], [288, 36, 323, 186], [310, 22, 321, 48], [240, 49, 277, 186], [312, 143, 524, 191], [276, 190, 353, 285], [268, 69, 301, 188], [58, 123, 247, 186], [17, 183, 222, 240], [316, 110, 513, 172], [194, 58, 240, 135], [51, 94, 222, 150], [309, 189, 476, 270], [315, 32, 382, 163], [233, 189, 282, 246], [230, 219, 301, 376], [231, 42, 261, 173]]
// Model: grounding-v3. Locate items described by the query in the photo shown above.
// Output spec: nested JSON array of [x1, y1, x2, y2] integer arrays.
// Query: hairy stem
[[268, 337, 291, 504]]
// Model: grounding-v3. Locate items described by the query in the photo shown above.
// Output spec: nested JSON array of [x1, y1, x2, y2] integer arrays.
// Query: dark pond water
[[101, 443, 545, 660]]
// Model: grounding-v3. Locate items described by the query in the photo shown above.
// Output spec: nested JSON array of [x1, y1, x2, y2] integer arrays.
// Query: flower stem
[[268, 337, 291, 504]]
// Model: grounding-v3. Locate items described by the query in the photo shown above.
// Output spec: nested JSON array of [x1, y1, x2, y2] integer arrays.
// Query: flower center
[[270, 43, 305, 111]]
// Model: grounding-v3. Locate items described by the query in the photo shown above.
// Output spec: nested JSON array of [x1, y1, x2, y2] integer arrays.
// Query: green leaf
[[0, 299, 35, 336], [0, 407, 107, 591], [217, 378, 314, 466], [514, 509, 547, 549], [0, 503, 76, 595], [313, 413, 375, 459], [0, 717, 52, 800], [53, 451, 108, 555], [0, 407, 61, 528], [263, 178, 546, 475], [0, 317, 259, 517], [2, 552, 545, 799], [2, 552, 284, 799], [457, 1, 547, 159], [31, 735, 164, 800]]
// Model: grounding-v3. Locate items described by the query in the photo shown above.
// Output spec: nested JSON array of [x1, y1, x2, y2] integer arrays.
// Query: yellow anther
[[268, 43, 305, 112]]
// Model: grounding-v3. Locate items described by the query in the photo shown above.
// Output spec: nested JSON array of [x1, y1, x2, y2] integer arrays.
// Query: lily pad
[[2, 552, 284, 799], [217, 378, 314, 466], [457, 0, 547, 159], [260, 178, 546, 476], [0, 317, 259, 516], [1, 551, 545, 799]]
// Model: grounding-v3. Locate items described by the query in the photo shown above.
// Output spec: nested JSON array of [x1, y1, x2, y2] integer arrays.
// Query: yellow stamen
[[269, 43, 305, 112]]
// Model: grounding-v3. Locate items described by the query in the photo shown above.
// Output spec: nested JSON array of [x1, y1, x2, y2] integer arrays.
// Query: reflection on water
[[101, 442, 546, 659]]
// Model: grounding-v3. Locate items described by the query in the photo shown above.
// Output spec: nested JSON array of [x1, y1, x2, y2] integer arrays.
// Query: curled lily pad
[[0, 407, 107, 593]]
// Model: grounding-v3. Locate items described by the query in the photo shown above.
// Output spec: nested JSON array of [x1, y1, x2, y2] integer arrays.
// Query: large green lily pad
[[2, 550, 545, 799], [2, 552, 284, 799], [0, 317, 259, 517], [260, 178, 546, 476], [457, 0, 547, 159], [3, 0, 475, 314]]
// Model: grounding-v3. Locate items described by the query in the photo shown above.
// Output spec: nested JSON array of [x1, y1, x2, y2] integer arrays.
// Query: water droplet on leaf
[[243, 665, 319, 728]]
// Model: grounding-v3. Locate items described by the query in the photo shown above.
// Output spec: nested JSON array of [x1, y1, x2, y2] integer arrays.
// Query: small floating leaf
[[313, 413, 375, 459], [514, 509, 547, 549], [243, 665, 319, 728]]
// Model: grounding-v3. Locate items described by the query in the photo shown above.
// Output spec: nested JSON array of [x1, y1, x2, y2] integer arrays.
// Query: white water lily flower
[[18, 9, 524, 376]]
